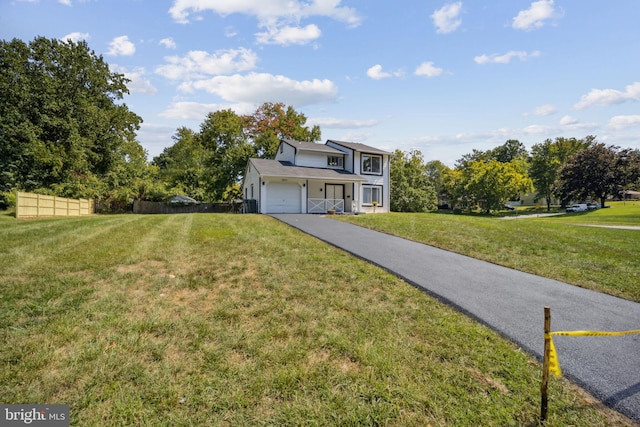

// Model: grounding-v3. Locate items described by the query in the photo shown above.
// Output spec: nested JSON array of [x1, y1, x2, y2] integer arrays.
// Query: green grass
[[0, 213, 636, 426], [337, 201, 640, 302]]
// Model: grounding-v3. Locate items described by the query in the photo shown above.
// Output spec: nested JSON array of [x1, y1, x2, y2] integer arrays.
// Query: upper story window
[[361, 154, 382, 175], [327, 156, 344, 168]]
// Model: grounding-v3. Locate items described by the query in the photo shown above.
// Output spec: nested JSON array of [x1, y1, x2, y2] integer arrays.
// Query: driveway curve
[[271, 214, 640, 423]]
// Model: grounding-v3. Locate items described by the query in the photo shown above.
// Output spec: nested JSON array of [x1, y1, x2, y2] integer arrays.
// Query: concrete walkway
[[271, 214, 640, 423]]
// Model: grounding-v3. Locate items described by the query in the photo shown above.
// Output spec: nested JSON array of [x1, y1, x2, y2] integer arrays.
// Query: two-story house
[[242, 138, 390, 214]]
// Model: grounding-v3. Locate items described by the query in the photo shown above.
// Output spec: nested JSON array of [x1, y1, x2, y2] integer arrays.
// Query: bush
[[0, 192, 16, 210]]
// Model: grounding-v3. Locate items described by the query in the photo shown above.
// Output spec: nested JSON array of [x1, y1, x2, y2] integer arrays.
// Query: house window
[[362, 154, 382, 175], [250, 184, 254, 199], [363, 186, 382, 206], [327, 156, 343, 167]]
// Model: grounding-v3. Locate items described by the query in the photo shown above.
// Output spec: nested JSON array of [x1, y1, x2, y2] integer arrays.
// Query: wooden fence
[[132, 200, 238, 214], [16, 192, 94, 219]]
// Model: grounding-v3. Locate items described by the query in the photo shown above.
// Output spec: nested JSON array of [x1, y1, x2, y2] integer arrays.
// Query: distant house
[[242, 138, 390, 214]]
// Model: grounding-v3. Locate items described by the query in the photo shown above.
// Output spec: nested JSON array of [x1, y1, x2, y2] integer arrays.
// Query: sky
[[2, 0, 640, 166]]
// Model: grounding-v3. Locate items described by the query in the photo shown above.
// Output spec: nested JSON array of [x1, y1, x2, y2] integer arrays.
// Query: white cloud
[[159, 38, 177, 49], [367, 64, 391, 80], [559, 115, 578, 125], [574, 82, 640, 109], [115, 66, 157, 94], [168, 0, 362, 28], [431, 2, 462, 34], [608, 115, 640, 130], [178, 72, 338, 107], [415, 62, 443, 78], [59, 0, 72, 6], [512, 0, 556, 31], [107, 36, 135, 56], [61, 32, 89, 42], [155, 48, 258, 80], [308, 117, 380, 128], [159, 101, 255, 121], [474, 50, 540, 64], [527, 104, 556, 116], [256, 24, 321, 45]]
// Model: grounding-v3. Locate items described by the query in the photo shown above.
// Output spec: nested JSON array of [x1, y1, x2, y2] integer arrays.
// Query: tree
[[153, 127, 208, 200], [425, 160, 450, 206], [199, 109, 254, 200], [490, 139, 528, 163], [0, 37, 144, 200], [155, 103, 320, 202], [529, 136, 593, 210], [529, 140, 561, 211], [616, 148, 640, 196], [555, 143, 639, 207], [390, 149, 437, 212], [463, 160, 533, 213], [245, 102, 321, 158]]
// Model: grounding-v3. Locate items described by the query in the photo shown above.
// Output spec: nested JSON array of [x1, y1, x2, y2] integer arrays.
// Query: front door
[[325, 184, 344, 212]]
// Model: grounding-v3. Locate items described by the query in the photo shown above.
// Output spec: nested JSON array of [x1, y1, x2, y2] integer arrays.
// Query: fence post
[[541, 306, 551, 421]]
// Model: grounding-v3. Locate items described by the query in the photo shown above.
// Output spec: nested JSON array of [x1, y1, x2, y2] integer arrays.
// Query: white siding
[[275, 142, 296, 162], [242, 163, 261, 209], [294, 151, 332, 168]]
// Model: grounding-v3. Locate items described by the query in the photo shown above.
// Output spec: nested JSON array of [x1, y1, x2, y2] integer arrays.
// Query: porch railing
[[308, 198, 344, 214]]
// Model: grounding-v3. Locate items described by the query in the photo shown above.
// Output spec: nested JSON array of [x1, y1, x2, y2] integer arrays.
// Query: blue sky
[[2, 0, 639, 165]]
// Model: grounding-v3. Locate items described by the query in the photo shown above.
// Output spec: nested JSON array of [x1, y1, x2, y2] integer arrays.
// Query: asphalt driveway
[[271, 214, 640, 423]]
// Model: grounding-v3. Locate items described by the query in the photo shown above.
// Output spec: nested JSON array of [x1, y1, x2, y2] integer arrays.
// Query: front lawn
[[0, 214, 635, 425]]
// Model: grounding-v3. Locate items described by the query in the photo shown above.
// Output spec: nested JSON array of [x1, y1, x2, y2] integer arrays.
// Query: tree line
[[0, 37, 319, 210], [2, 37, 639, 213], [392, 137, 640, 213]]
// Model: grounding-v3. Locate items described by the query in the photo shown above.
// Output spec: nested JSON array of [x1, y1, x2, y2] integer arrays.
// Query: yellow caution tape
[[546, 328, 639, 377], [551, 329, 640, 337], [546, 333, 562, 377]]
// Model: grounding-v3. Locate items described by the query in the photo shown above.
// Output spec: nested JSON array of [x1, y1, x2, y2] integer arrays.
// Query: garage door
[[266, 183, 301, 213]]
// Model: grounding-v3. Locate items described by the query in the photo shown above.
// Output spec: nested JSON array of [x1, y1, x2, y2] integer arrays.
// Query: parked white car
[[566, 204, 588, 212]]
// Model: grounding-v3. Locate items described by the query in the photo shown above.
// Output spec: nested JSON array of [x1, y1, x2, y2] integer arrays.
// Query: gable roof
[[249, 158, 367, 182], [281, 138, 344, 154], [327, 139, 390, 155]]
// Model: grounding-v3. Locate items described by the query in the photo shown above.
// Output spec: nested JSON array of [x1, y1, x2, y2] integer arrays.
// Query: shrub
[[0, 192, 16, 210]]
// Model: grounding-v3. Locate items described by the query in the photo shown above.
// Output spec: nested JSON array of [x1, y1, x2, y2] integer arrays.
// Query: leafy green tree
[[463, 160, 533, 213], [529, 136, 592, 209], [425, 160, 450, 206], [153, 127, 208, 200], [199, 109, 255, 200], [529, 141, 559, 211], [616, 148, 640, 196], [455, 149, 493, 169], [491, 139, 529, 163], [555, 143, 638, 207], [245, 102, 321, 158], [0, 37, 143, 197], [390, 150, 437, 212]]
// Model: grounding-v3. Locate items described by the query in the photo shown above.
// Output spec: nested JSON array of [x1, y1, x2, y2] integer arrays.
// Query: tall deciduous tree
[[425, 160, 450, 205], [491, 139, 529, 163], [0, 37, 144, 198], [245, 102, 321, 158], [463, 160, 533, 213], [390, 149, 437, 212], [529, 140, 560, 211], [555, 143, 639, 207], [200, 109, 254, 200], [153, 127, 208, 200], [529, 136, 593, 210]]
